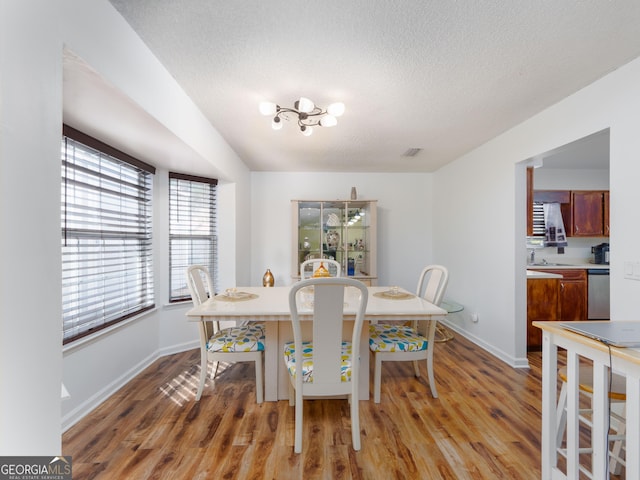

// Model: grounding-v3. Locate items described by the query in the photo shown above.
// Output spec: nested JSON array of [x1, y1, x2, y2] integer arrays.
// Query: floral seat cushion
[[207, 324, 265, 352], [369, 323, 428, 353], [283, 341, 353, 383]]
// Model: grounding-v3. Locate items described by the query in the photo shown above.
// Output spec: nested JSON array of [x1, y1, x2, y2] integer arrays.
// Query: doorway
[[518, 129, 610, 354]]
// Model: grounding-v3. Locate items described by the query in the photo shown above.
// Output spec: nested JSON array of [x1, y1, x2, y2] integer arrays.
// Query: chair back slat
[[186, 265, 218, 336], [186, 265, 213, 306], [311, 283, 347, 384], [416, 265, 449, 306]]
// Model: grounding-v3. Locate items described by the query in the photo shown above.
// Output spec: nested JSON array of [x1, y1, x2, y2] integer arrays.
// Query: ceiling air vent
[[402, 148, 423, 157]]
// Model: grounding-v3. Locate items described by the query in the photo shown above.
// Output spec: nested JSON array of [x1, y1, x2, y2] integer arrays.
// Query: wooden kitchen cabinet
[[571, 191, 607, 237], [546, 269, 588, 321], [528, 184, 610, 238], [527, 269, 588, 350], [527, 277, 559, 350], [530, 189, 572, 237], [604, 191, 610, 236]]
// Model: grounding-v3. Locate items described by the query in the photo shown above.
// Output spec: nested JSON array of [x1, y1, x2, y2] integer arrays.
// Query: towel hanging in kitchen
[[543, 202, 568, 247]]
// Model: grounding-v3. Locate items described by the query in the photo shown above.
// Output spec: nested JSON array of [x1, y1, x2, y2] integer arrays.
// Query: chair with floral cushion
[[369, 265, 448, 403], [186, 265, 265, 403], [284, 276, 368, 453]]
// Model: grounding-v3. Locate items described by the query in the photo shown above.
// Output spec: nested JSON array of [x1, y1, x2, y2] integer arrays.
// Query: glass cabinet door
[[297, 202, 322, 265], [322, 201, 345, 269], [292, 199, 377, 283], [345, 201, 371, 276]]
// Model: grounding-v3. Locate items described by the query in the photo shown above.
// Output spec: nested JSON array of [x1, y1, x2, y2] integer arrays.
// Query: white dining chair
[[369, 265, 449, 403], [300, 258, 342, 279], [284, 277, 368, 453], [185, 265, 265, 403]]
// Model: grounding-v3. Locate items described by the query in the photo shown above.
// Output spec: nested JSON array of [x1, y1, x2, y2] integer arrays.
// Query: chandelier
[[259, 97, 345, 136]]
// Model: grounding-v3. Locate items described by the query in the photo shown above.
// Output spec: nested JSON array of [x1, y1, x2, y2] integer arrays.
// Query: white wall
[[250, 172, 433, 290], [2, 0, 253, 451], [0, 1, 63, 455], [534, 168, 609, 191], [432, 55, 640, 367]]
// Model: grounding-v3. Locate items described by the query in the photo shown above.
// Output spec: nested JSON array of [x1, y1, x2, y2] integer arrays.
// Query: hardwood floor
[[61, 333, 618, 479]]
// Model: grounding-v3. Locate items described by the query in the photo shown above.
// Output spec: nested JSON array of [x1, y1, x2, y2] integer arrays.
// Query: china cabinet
[[291, 200, 377, 285]]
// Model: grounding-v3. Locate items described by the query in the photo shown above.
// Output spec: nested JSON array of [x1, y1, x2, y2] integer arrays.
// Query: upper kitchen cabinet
[[528, 183, 572, 237], [571, 190, 609, 237], [526, 177, 610, 238], [291, 200, 377, 285]]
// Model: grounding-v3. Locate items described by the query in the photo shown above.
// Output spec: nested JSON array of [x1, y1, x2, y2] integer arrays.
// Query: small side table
[[435, 299, 464, 342]]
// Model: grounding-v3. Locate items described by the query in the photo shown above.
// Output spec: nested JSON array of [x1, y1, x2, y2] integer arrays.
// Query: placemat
[[374, 290, 414, 300], [214, 291, 259, 302]]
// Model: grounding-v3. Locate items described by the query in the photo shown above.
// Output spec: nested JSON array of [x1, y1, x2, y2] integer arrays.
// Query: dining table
[[186, 285, 448, 401]]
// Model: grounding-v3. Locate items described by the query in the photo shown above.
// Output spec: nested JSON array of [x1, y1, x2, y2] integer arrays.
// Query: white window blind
[[61, 126, 155, 344], [169, 172, 218, 302], [532, 202, 546, 236]]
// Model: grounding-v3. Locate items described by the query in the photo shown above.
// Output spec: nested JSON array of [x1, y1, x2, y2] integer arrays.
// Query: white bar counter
[[534, 321, 640, 479]]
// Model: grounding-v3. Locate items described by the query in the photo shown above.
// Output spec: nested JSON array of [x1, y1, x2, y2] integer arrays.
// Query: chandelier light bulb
[[272, 117, 283, 130], [301, 126, 313, 136], [297, 97, 315, 113], [326, 102, 345, 117], [319, 115, 337, 127], [259, 101, 277, 116]]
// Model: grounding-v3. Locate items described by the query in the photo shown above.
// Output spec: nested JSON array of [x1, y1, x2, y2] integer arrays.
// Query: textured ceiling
[[85, 1, 640, 173]]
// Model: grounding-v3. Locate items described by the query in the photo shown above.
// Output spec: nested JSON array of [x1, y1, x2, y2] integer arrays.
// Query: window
[[168, 172, 218, 302], [61, 125, 155, 344]]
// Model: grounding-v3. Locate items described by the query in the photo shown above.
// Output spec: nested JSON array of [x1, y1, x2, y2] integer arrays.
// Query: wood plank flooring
[[61, 332, 622, 479]]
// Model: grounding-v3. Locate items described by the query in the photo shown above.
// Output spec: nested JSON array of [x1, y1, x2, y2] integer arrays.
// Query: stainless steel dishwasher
[[587, 268, 610, 319]]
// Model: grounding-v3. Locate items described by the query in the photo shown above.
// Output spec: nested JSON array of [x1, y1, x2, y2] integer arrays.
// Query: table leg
[[627, 374, 640, 480], [591, 361, 608, 478], [263, 322, 279, 401], [541, 331, 558, 478], [359, 321, 370, 400], [565, 350, 579, 479]]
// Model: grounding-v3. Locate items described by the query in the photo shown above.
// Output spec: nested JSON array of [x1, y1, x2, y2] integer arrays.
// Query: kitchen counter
[[527, 261, 609, 270], [527, 270, 563, 279]]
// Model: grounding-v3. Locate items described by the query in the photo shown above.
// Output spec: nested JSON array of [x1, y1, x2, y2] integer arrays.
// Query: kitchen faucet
[[528, 249, 535, 264]]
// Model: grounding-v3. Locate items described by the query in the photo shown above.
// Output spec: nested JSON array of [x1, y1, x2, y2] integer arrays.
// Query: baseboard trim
[[439, 319, 530, 369]]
